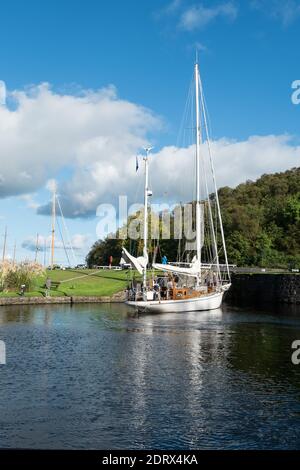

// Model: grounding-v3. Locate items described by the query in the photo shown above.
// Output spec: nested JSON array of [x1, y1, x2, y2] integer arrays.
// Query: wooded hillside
[[87, 168, 300, 269]]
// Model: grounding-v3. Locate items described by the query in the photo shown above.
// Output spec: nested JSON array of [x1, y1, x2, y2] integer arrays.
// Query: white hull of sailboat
[[126, 291, 224, 313]]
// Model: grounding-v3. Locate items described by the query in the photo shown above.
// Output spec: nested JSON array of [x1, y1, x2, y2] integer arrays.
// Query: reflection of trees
[[0, 304, 59, 325], [0, 305, 36, 324], [225, 322, 300, 389]]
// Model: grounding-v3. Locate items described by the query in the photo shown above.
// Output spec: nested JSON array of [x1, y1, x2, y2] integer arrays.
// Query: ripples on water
[[0, 302, 300, 449]]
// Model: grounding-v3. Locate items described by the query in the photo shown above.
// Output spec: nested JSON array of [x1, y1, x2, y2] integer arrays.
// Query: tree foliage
[[86, 168, 300, 268]]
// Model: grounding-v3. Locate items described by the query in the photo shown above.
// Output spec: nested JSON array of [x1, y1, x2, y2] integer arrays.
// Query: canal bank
[[0, 274, 299, 307], [0, 290, 126, 306]]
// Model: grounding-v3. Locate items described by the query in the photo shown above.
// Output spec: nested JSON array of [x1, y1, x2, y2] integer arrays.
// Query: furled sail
[[153, 257, 201, 277], [122, 247, 148, 275]]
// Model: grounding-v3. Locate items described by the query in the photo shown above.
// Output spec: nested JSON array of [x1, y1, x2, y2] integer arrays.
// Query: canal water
[[0, 303, 299, 449]]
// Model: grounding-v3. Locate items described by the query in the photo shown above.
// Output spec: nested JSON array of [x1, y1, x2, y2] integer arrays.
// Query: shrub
[[0, 261, 45, 292]]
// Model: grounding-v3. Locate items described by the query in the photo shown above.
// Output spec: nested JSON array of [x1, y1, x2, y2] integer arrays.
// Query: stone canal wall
[[0, 290, 126, 306], [226, 273, 300, 306]]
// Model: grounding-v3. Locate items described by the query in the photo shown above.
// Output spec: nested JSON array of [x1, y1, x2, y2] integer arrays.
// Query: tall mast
[[195, 61, 202, 270], [34, 233, 39, 263], [2, 226, 7, 263], [13, 240, 16, 266], [51, 186, 56, 269], [143, 147, 152, 295], [43, 238, 47, 267]]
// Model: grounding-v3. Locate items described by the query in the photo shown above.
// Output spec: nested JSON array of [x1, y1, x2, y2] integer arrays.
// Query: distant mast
[[43, 238, 47, 267], [13, 240, 16, 266], [51, 186, 56, 269], [2, 226, 7, 262], [34, 233, 39, 263]]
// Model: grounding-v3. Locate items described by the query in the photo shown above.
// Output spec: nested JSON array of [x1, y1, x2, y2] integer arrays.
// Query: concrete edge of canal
[[0, 290, 127, 306]]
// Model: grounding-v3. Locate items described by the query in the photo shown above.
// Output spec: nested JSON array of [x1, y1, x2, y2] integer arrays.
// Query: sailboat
[[123, 60, 231, 313]]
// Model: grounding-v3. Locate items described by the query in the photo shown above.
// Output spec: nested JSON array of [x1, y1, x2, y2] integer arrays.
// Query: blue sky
[[0, 0, 300, 264]]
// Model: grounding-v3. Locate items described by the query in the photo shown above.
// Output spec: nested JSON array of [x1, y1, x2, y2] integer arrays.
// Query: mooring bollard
[[45, 278, 51, 297], [20, 284, 26, 296]]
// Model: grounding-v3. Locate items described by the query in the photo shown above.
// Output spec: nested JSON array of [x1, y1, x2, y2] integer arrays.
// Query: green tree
[[86, 168, 300, 269]]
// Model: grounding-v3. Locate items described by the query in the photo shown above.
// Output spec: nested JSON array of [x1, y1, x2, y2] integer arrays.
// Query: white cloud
[[0, 83, 160, 200], [0, 82, 299, 220], [71, 233, 90, 250], [154, 0, 182, 19], [195, 41, 208, 52], [186, 41, 209, 54], [40, 134, 300, 218], [22, 235, 48, 252], [164, 0, 182, 15], [19, 194, 39, 210], [0, 81, 6, 106], [22, 233, 89, 252], [138, 134, 300, 203], [251, 0, 300, 27], [179, 2, 238, 31]]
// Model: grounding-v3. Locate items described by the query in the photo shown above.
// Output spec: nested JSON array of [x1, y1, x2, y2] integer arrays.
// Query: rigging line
[[204, 207, 213, 265], [176, 73, 194, 148], [198, 66, 231, 281], [199, 130, 221, 282], [56, 215, 71, 267], [176, 203, 183, 263], [177, 75, 194, 204], [131, 154, 143, 256], [206, 206, 217, 275], [176, 86, 186, 148], [215, 199, 219, 248], [198, 87, 221, 281], [133, 167, 142, 202], [202, 90, 213, 144], [203, 248, 222, 270], [152, 238, 158, 264], [202, 205, 210, 261], [45, 230, 52, 268], [56, 196, 77, 266], [59, 270, 102, 284]]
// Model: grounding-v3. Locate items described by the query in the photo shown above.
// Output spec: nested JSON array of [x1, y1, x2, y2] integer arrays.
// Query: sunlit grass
[[0, 269, 133, 298]]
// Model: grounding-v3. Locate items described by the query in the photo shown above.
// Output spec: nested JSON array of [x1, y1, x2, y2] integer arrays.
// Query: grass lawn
[[0, 269, 134, 298]]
